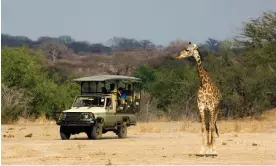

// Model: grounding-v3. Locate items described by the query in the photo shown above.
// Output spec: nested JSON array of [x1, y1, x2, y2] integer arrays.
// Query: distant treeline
[[2, 32, 227, 54], [1, 34, 164, 54]]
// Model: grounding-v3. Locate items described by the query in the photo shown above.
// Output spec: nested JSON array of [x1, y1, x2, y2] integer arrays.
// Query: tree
[[37, 36, 56, 44], [1, 34, 33, 47], [97, 51, 139, 75], [2, 34, 112, 54], [1, 84, 31, 123], [1, 46, 79, 118], [57, 35, 75, 45], [140, 40, 155, 49], [236, 11, 276, 48], [132, 64, 157, 91], [39, 40, 72, 62], [219, 40, 236, 66], [166, 40, 189, 54], [108, 37, 144, 51], [205, 38, 221, 51], [89, 43, 112, 53]]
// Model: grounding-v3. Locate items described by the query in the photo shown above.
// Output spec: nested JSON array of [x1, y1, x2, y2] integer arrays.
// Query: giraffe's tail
[[215, 121, 219, 137]]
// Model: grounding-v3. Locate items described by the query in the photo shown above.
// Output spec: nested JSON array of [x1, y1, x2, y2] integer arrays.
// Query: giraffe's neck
[[193, 51, 210, 87]]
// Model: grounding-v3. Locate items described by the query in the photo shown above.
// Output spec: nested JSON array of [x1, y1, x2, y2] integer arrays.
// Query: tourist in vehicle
[[126, 84, 132, 96], [118, 88, 127, 99], [116, 87, 125, 106], [109, 83, 115, 92], [106, 98, 111, 107], [110, 84, 118, 111], [83, 100, 92, 106]]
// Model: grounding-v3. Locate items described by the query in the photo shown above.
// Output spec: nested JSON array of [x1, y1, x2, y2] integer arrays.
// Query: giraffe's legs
[[208, 112, 216, 154], [199, 106, 207, 154], [205, 106, 219, 155], [210, 106, 219, 154], [204, 109, 211, 154]]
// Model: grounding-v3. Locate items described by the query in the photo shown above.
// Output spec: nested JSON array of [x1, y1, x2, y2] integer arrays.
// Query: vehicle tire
[[117, 122, 127, 139], [86, 130, 93, 139], [60, 126, 71, 140], [91, 123, 102, 140]]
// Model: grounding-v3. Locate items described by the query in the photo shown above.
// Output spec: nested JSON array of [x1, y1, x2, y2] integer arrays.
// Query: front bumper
[[57, 119, 95, 126]]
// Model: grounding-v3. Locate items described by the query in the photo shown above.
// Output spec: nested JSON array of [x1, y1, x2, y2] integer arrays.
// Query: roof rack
[[72, 75, 142, 83]]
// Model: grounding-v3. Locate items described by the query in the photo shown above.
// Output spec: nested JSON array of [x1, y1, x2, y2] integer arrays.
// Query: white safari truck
[[54, 75, 142, 140]]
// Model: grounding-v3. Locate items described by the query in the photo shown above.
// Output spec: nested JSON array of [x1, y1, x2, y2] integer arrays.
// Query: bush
[[1, 84, 31, 123], [1, 46, 79, 121]]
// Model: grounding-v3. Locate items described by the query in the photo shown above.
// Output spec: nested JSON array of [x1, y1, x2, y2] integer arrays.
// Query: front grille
[[65, 112, 81, 121]]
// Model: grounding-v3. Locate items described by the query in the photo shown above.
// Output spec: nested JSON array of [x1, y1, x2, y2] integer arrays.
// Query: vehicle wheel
[[117, 122, 127, 139], [60, 126, 71, 140], [86, 130, 93, 139], [91, 123, 102, 140]]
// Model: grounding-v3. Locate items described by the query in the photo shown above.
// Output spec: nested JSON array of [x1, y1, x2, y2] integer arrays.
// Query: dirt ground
[[2, 116, 276, 165], [2, 109, 276, 165]]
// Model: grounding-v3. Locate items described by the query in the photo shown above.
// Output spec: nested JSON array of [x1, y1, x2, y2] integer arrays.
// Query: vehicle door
[[105, 97, 117, 127]]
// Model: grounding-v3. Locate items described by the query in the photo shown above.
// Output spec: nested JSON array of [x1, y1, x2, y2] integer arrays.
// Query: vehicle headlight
[[59, 113, 67, 120]]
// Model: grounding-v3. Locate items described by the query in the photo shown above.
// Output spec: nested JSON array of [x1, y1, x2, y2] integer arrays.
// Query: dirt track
[[2, 123, 276, 165]]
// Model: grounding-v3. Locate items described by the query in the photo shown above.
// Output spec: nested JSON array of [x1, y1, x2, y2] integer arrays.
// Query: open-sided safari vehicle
[[54, 75, 142, 140]]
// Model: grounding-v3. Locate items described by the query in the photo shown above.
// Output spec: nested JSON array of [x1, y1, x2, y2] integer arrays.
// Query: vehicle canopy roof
[[72, 75, 142, 83]]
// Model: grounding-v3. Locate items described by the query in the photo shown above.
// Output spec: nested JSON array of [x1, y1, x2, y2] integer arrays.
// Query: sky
[[1, 0, 276, 46]]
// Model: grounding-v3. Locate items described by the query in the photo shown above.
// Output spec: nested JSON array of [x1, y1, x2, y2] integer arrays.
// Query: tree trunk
[[146, 100, 150, 122]]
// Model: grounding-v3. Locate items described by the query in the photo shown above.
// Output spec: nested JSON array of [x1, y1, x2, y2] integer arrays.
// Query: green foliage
[[152, 65, 198, 111], [238, 11, 276, 48], [1, 46, 79, 119], [133, 35, 276, 119], [132, 64, 157, 91], [133, 61, 200, 119]]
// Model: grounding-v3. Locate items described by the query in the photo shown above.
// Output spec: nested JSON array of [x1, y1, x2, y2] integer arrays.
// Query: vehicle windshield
[[73, 96, 105, 107]]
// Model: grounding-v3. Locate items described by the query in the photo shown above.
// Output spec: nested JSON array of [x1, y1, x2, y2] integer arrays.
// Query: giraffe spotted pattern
[[176, 43, 222, 155]]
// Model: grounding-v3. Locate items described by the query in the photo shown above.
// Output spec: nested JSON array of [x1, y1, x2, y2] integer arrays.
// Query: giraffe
[[176, 42, 221, 156]]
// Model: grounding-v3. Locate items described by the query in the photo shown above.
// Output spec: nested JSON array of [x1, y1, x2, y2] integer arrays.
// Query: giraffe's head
[[176, 42, 199, 60]]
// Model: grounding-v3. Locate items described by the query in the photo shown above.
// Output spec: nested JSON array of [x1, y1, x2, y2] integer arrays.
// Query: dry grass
[[135, 123, 162, 133], [15, 113, 56, 125], [130, 118, 274, 134], [217, 119, 267, 133], [130, 108, 276, 134], [8, 108, 276, 134]]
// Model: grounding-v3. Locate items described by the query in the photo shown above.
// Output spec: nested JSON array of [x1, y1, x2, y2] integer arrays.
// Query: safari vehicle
[[55, 75, 142, 140]]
